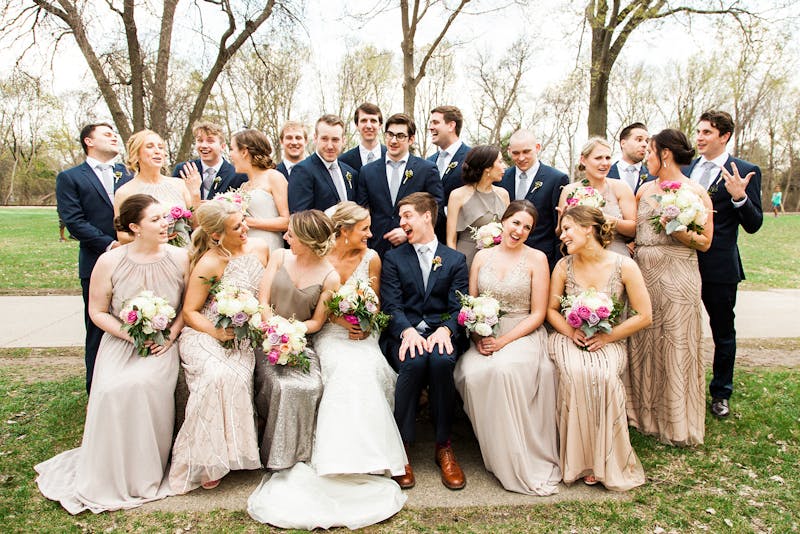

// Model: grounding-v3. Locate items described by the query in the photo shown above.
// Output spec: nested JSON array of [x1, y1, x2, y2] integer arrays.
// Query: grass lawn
[[738, 213, 800, 290], [0, 354, 797, 532]]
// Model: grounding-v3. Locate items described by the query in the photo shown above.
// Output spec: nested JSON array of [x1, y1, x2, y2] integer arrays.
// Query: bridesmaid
[[114, 130, 193, 245], [628, 129, 713, 446], [558, 138, 636, 256], [169, 199, 269, 493], [546, 206, 652, 491], [36, 194, 189, 513], [446, 145, 509, 269], [254, 210, 339, 470], [454, 200, 561, 496], [231, 128, 290, 251]]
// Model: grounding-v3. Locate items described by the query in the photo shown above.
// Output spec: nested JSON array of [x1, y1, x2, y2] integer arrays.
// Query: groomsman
[[356, 113, 443, 257], [685, 110, 763, 418], [607, 122, 656, 193], [288, 114, 358, 213], [55, 122, 132, 393], [427, 105, 470, 241], [380, 192, 469, 490], [339, 102, 387, 170], [276, 121, 308, 179], [172, 121, 247, 203], [499, 129, 568, 270]]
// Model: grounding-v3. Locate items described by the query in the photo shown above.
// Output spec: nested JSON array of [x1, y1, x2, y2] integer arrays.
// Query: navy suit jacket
[[684, 156, 763, 284], [56, 161, 133, 279], [607, 161, 656, 193], [276, 161, 290, 180], [428, 143, 470, 240], [379, 242, 469, 357], [339, 145, 387, 171], [500, 163, 568, 270], [172, 159, 247, 199], [287, 153, 358, 213], [356, 154, 443, 256]]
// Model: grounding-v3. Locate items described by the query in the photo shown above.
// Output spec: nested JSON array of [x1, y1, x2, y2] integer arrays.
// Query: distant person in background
[[428, 105, 471, 241], [276, 121, 308, 179], [771, 185, 782, 217], [339, 102, 387, 171], [606, 122, 656, 194], [55, 121, 132, 393]]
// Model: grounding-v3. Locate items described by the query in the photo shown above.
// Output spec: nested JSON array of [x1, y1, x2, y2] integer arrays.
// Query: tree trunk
[[587, 62, 610, 137]]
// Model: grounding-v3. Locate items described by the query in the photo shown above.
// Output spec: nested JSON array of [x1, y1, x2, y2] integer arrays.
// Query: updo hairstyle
[[232, 129, 276, 170], [114, 193, 159, 235], [329, 201, 370, 237], [651, 128, 696, 167], [500, 199, 538, 228], [290, 210, 335, 257], [577, 137, 612, 172], [561, 205, 614, 249], [461, 145, 500, 184], [189, 199, 242, 268]]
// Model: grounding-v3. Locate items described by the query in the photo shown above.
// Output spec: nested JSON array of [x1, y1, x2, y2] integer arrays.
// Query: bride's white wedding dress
[[248, 249, 407, 530]]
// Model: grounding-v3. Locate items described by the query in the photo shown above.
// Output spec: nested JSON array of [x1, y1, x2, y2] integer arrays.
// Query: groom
[[380, 192, 469, 490]]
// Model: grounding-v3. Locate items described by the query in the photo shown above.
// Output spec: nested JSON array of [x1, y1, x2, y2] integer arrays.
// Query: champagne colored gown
[[246, 188, 284, 251], [454, 189, 506, 269]]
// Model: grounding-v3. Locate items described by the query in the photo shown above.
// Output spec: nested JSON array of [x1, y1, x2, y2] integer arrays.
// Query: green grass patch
[[0, 208, 81, 294], [1, 363, 797, 532], [738, 213, 800, 290]]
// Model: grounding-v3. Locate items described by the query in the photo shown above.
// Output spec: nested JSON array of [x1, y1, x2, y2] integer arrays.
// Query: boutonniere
[[114, 171, 123, 184], [708, 182, 720, 197], [431, 256, 442, 271], [345, 171, 353, 188], [444, 161, 458, 175], [531, 180, 543, 193], [580, 178, 590, 186], [212, 176, 222, 188], [403, 169, 413, 185], [638, 171, 648, 186]]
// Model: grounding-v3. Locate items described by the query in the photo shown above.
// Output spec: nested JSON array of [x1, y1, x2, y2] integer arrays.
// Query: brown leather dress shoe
[[435, 445, 466, 490], [392, 464, 415, 489]]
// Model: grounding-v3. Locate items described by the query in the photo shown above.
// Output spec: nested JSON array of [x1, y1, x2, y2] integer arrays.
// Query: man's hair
[[354, 103, 383, 125], [315, 114, 346, 135], [384, 113, 416, 137], [398, 192, 437, 228], [619, 122, 648, 142], [192, 120, 226, 143], [280, 121, 307, 140], [699, 110, 735, 140], [431, 105, 463, 136], [80, 122, 115, 155]]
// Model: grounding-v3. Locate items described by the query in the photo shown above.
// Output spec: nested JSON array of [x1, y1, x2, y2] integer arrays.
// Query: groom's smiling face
[[399, 204, 432, 244]]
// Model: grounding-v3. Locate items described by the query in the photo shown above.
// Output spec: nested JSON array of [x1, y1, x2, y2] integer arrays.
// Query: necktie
[[436, 150, 448, 177], [328, 162, 348, 202], [96, 163, 114, 201], [388, 160, 403, 204], [202, 167, 217, 198], [516, 171, 529, 200], [366, 151, 375, 163], [626, 165, 638, 191], [418, 245, 431, 289], [698, 161, 717, 190]]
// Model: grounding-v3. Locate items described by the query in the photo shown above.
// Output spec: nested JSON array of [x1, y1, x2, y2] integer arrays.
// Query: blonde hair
[[192, 120, 226, 143], [125, 129, 163, 174], [329, 201, 369, 237], [577, 137, 612, 172], [189, 200, 242, 268], [561, 205, 615, 249], [290, 210, 335, 257]]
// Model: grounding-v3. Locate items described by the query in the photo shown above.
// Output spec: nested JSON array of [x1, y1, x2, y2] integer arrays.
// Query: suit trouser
[[701, 282, 738, 400], [81, 277, 103, 395]]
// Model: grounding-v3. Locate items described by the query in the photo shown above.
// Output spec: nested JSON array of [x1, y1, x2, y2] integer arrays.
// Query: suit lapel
[[403, 245, 426, 297], [314, 154, 339, 201], [424, 244, 445, 301], [81, 162, 113, 208], [395, 156, 417, 205]]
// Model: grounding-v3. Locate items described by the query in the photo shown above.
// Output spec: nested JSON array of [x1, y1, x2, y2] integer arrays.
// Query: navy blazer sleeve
[[732, 159, 763, 234], [287, 162, 315, 213], [442, 251, 468, 335], [381, 250, 414, 339], [55, 169, 114, 256]]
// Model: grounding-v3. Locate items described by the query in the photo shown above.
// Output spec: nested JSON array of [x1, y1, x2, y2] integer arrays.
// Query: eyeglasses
[[384, 131, 409, 141]]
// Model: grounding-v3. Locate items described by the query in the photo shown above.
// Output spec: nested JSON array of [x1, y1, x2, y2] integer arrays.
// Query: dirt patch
[[703, 338, 800, 368], [0, 347, 84, 383]]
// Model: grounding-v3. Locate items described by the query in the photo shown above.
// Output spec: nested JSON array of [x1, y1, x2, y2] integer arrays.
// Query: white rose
[[242, 295, 260, 315], [474, 323, 493, 337], [677, 206, 697, 226], [249, 312, 263, 329], [139, 302, 156, 319]]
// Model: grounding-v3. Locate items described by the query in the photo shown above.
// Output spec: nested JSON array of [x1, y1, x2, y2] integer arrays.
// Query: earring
[[136, 233, 141, 238], [345, 237, 349, 245]]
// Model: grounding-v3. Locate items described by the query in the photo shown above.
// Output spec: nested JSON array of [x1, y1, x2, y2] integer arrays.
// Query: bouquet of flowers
[[213, 188, 250, 212], [565, 184, 606, 209], [469, 220, 503, 250], [560, 288, 621, 345], [649, 181, 708, 235], [207, 279, 263, 349], [260, 315, 311, 373], [326, 279, 391, 335], [166, 205, 192, 247], [456, 291, 502, 337], [119, 290, 176, 357]]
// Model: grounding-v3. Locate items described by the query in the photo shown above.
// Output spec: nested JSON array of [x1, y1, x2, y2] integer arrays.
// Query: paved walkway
[[3, 290, 799, 348]]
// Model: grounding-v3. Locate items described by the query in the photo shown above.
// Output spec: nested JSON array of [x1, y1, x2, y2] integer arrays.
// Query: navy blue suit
[[607, 161, 656, 194], [500, 163, 568, 270], [172, 159, 247, 199], [356, 155, 443, 257], [339, 144, 387, 171], [276, 161, 290, 180], [428, 143, 470, 241], [684, 155, 763, 401], [380, 242, 468, 443], [56, 161, 133, 393], [287, 153, 358, 213]]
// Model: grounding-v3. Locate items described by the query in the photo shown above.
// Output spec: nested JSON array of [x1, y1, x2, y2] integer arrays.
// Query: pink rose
[[493, 235, 502, 244], [457, 310, 469, 326], [661, 181, 681, 191], [566, 197, 578, 206], [280, 334, 289, 343], [345, 314, 359, 325], [338, 300, 352, 313], [268, 349, 280, 364], [126, 310, 139, 324], [170, 206, 185, 219], [567, 311, 583, 328], [663, 205, 680, 218], [596, 306, 610, 319], [151, 314, 169, 331], [575, 305, 592, 320], [365, 301, 377, 313], [182, 208, 193, 219]]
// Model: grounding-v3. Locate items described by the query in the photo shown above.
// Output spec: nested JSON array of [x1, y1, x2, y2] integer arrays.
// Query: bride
[[248, 202, 406, 530]]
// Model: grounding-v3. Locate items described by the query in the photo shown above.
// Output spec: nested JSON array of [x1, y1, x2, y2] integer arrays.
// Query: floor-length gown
[[246, 188, 284, 251], [600, 182, 630, 256], [547, 255, 645, 491], [139, 179, 191, 247], [455, 189, 506, 269], [169, 254, 263, 493], [627, 199, 705, 446], [248, 249, 407, 530], [35, 246, 185, 513], [454, 254, 561, 495], [253, 263, 324, 470]]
